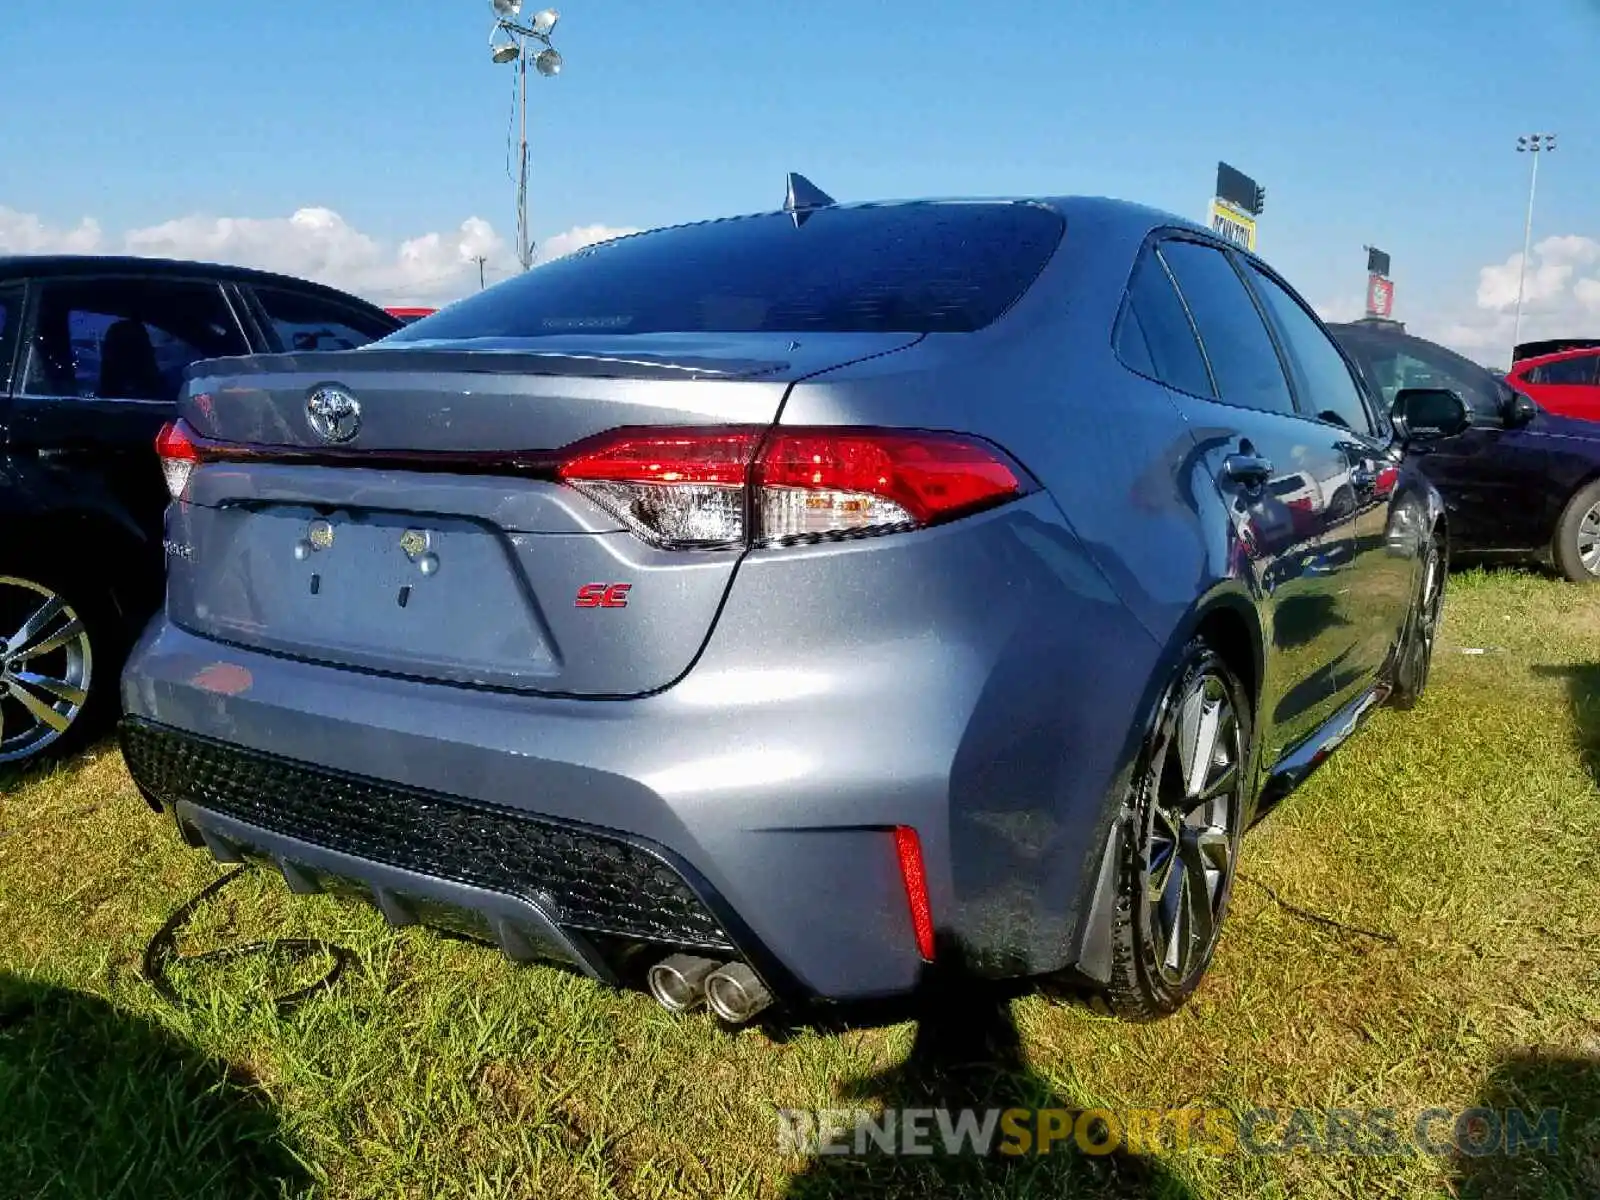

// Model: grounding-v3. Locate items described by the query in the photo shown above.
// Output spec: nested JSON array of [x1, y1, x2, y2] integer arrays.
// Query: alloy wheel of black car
[[0, 575, 97, 765], [1099, 637, 1248, 1020], [1390, 537, 1444, 710], [1553, 480, 1600, 583]]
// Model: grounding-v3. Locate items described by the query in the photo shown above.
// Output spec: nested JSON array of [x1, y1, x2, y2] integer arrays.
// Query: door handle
[[1221, 453, 1274, 489]]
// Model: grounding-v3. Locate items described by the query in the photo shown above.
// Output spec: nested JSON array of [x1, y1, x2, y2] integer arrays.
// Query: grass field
[[1, 567, 1597, 1199]]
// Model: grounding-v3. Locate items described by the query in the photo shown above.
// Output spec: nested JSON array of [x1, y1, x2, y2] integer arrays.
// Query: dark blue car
[[121, 195, 1451, 1023], [1332, 321, 1600, 583]]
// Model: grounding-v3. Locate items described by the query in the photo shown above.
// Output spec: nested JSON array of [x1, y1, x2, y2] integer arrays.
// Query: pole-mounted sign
[[1364, 246, 1394, 319], [1209, 162, 1264, 252]]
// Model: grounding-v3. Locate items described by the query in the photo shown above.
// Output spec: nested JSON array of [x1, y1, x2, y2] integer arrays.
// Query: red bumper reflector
[[893, 826, 936, 962]]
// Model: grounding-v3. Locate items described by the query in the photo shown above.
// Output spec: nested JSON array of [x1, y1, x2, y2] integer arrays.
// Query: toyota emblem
[[306, 386, 362, 444]]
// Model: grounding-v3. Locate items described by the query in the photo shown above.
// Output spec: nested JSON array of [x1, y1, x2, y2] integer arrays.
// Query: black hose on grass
[[1237, 872, 1399, 945], [141, 867, 356, 1014]]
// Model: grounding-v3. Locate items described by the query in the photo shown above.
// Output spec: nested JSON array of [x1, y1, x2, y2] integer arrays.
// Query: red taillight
[[756, 431, 1024, 526], [557, 428, 762, 486], [155, 419, 203, 500], [557, 426, 1028, 549], [893, 826, 936, 962]]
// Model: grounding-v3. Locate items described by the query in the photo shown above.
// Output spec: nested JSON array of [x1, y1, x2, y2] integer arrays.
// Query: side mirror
[[1504, 390, 1538, 428], [1391, 387, 1472, 445]]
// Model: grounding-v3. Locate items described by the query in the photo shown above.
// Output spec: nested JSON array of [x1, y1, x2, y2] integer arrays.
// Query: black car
[[0, 256, 401, 766], [1331, 322, 1600, 583]]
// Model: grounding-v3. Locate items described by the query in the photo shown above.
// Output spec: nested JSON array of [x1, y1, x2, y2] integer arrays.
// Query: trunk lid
[[167, 332, 919, 696]]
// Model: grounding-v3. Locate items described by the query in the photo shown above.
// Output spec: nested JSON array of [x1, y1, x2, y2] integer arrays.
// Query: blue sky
[[2, 0, 1597, 358]]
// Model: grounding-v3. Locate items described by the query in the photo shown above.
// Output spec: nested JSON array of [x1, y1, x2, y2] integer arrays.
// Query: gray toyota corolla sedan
[[120, 189, 1451, 1023]]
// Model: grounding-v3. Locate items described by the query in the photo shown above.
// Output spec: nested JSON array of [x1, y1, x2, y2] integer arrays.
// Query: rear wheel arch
[[1151, 586, 1266, 738], [1191, 601, 1262, 726]]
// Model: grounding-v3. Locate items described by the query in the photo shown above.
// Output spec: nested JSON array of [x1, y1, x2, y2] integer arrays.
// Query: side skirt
[[1251, 682, 1391, 822]]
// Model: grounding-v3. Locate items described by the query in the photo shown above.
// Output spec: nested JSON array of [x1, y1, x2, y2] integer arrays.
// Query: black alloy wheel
[[1391, 536, 1443, 710], [1098, 637, 1249, 1020], [0, 572, 106, 766]]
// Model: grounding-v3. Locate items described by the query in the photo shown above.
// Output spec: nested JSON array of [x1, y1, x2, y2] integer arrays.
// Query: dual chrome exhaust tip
[[647, 954, 773, 1024]]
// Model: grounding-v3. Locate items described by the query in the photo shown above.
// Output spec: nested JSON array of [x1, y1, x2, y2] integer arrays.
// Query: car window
[[0, 283, 22, 393], [1336, 332, 1506, 421], [1243, 264, 1375, 435], [387, 203, 1065, 339], [1113, 250, 1215, 397], [21, 278, 247, 403], [253, 286, 398, 352], [1529, 355, 1599, 386], [1157, 240, 1296, 416]]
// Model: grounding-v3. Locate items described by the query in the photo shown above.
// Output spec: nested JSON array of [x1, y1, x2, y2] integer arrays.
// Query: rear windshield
[[389, 202, 1064, 339]]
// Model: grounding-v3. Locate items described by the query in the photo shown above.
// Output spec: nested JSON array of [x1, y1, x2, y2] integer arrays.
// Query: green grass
[[1, 567, 1597, 1199]]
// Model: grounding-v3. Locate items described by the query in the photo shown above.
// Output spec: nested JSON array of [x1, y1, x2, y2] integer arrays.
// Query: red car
[[1508, 346, 1600, 422], [385, 306, 437, 326]]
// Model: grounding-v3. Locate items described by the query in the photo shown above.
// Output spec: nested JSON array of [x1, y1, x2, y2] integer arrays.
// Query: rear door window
[[388, 203, 1065, 339], [1157, 240, 1296, 417], [252, 286, 399, 352], [21, 278, 248, 402]]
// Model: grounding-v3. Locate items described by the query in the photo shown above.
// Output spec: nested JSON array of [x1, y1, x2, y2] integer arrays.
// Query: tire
[[1552, 479, 1600, 583], [1390, 533, 1444, 710], [1094, 637, 1250, 1021], [0, 565, 119, 767]]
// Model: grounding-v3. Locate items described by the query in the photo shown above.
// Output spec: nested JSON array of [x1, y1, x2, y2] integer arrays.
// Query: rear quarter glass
[[387, 202, 1065, 340]]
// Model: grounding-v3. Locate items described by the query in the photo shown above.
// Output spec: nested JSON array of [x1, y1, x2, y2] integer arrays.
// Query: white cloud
[[534, 223, 634, 264], [1313, 294, 1366, 326], [0, 207, 103, 254], [0, 204, 636, 307], [1418, 234, 1600, 364], [1475, 235, 1599, 310]]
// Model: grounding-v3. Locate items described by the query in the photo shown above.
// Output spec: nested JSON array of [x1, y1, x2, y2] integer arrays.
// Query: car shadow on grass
[[0, 974, 310, 1200], [1457, 1049, 1600, 1199], [1530, 663, 1600, 783], [778, 969, 1198, 1199]]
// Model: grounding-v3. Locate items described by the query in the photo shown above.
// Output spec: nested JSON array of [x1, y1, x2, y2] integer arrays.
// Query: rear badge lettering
[[575, 583, 632, 609]]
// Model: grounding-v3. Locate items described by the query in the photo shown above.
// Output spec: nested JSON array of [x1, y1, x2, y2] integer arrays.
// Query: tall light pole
[[489, 2, 563, 272], [1511, 132, 1556, 364]]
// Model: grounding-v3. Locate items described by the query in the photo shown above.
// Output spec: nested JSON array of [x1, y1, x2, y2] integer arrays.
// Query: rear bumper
[[120, 498, 1163, 1004], [122, 718, 774, 992]]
